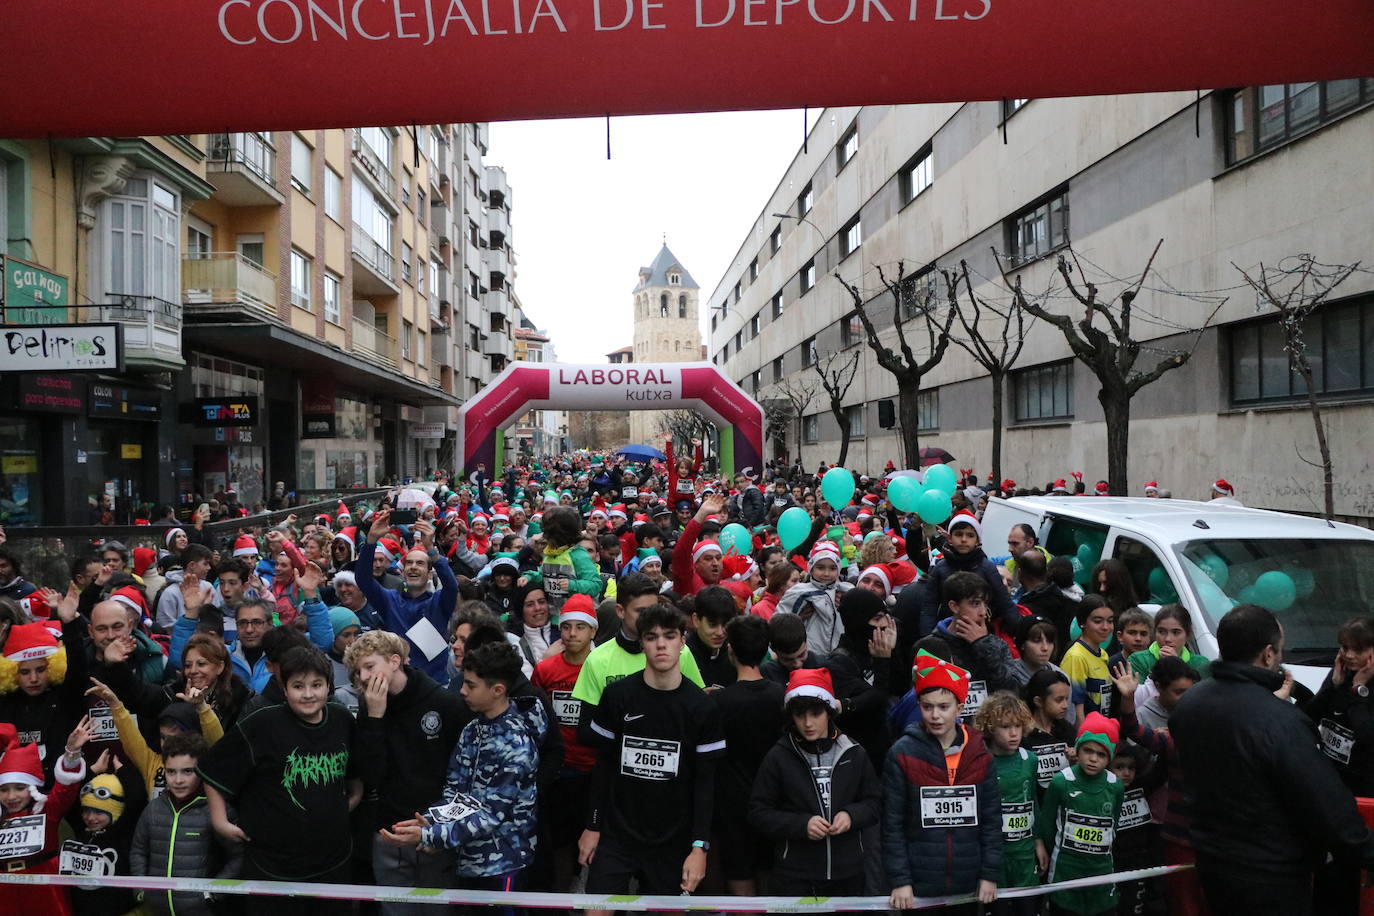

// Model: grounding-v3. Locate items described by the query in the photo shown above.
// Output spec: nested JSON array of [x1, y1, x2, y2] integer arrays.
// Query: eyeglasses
[[81, 784, 124, 802], [236, 618, 269, 628]]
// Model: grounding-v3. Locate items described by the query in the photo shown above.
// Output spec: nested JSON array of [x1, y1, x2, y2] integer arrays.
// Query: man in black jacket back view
[[1171, 603, 1374, 916]]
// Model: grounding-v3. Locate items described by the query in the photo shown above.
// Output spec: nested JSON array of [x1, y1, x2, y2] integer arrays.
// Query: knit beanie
[[80, 773, 127, 822], [328, 607, 362, 639], [1076, 711, 1120, 758], [912, 649, 971, 705]]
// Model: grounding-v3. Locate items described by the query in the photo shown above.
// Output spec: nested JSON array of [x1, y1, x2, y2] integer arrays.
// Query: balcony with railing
[[482, 329, 513, 360], [99, 293, 184, 370], [352, 130, 396, 202], [352, 318, 398, 370], [482, 287, 511, 319], [485, 246, 509, 284], [206, 133, 283, 206], [351, 226, 399, 296], [430, 201, 451, 246], [182, 253, 277, 317], [486, 207, 509, 243]]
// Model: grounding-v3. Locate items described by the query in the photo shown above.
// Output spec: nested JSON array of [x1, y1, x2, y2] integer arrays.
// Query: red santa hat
[[890, 535, 909, 562], [722, 555, 758, 582], [1213, 478, 1234, 497], [232, 534, 259, 557], [692, 540, 723, 563], [490, 506, 510, 523], [588, 506, 608, 521], [3, 622, 60, 662], [0, 723, 46, 799], [133, 546, 157, 578], [314, 513, 333, 527], [337, 501, 352, 520], [808, 541, 842, 571], [376, 537, 403, 564], [784, 667, 840, 711], [1094, 481, 1110, 495], [609, 504, 628, 521], [1052, 479, 1070, 494], [19, 591, 51, 620], [164, 527, 186, 549], [559, 594, 599, 629], [108, 585, 151, 622], [947, 511, 982, 541], [469, 513, 490, 528], [858, 562, 918, 596], [1143, 481, 1159, 494], [856, 509, 872, 522], [912, 650, 971, 704], [1000, 479, 1016, 494]]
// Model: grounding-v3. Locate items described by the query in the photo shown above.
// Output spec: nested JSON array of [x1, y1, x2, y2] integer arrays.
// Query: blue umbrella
[[617, 443, 666, 461]]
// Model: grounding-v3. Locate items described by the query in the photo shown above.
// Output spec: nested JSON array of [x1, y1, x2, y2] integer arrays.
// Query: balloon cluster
[[886, 464, 957, 526]]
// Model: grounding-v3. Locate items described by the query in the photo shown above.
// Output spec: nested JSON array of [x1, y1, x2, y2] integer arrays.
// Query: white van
[[980, 496, 1374, 693]]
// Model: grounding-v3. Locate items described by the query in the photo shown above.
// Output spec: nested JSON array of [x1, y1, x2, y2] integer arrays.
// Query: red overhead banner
[[3, 0, 1373, 136]]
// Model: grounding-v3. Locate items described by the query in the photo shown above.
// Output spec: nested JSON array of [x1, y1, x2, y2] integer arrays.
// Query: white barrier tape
[[0, 864, 1190, 910]]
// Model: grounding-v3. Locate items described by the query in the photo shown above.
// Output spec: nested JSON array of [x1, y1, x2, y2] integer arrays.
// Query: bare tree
[[1234, 254, 1361, 519], [765, 375, 818, 463], [657, 410, 716, 469], [1005, 240, 1222, 495], [945, 259, 1033, 489], [836, 263, 956, 468], [812, 350, 861, 466]]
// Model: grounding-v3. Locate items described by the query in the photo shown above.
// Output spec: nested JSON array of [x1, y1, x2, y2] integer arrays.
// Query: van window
[[1043, 517, 1108, 561], [1179, 538, 1374, 659], [1113, 536, 1177, 605]]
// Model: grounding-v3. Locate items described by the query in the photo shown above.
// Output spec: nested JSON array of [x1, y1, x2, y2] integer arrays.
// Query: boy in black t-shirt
[[711, 614, 786, 895], [580, 600, 726, 910], [688, 586, 738, 690], [200, 646, 361, 915]]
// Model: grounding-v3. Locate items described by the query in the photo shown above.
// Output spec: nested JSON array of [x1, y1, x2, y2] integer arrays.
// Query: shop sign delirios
[[0, 323, 122, 373]]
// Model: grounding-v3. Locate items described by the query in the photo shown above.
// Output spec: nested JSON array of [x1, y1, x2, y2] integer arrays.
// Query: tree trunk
[[1099, 385, 1130, 496], [989, 370, 1004, 490], [897, 379, 921, 469], [1295, 359, 1335, 519], [832, 401, 852, 467], [795, 419, 804, 470]]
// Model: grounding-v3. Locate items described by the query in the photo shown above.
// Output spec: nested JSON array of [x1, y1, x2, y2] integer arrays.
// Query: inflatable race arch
[[458, 361, 764, 475]]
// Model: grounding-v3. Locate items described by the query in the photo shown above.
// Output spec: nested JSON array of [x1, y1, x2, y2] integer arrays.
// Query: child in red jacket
[[0, 717, 92, 916]]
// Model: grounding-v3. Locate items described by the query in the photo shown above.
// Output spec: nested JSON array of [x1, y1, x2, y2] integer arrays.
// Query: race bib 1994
[[1035, 743, 1070, 787]]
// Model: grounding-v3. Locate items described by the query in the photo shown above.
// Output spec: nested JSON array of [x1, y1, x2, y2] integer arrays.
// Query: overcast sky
[[487, 110, 805, 362]]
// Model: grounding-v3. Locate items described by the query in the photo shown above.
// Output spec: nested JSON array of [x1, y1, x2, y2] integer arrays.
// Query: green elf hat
[[1075, 712, 1120, 758], [912, 650, 970, 705], [636, 547, 663, 568]]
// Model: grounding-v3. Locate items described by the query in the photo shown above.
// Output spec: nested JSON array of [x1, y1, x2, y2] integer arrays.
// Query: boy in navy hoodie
[[911, 514, 1017, 637], [883, 651, 1002, 911]]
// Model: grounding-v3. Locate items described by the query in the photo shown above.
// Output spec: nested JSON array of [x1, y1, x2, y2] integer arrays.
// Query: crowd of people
[[0, 446, 1367, 916]]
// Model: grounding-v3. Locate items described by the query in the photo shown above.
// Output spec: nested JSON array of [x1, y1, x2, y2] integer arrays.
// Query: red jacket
[[0, 755, 85, 916], [670, 518, 716, 596]]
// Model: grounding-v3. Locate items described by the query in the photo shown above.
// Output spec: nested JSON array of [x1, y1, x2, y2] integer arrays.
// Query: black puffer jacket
[[1171, 661, 1374, 875], [749, 731, 881, 883], [910, 547, 1016, 637], [130, 794, 242, 916]]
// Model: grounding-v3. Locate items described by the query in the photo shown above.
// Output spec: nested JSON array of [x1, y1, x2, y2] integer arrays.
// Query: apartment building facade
[[708, 84, 1374, 518], [0, 124, 522, 523]]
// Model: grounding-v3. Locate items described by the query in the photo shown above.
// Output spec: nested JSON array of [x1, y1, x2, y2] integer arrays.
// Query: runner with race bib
[[975, 691, 1044, 912]]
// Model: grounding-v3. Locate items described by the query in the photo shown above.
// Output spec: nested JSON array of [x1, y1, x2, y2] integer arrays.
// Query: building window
[[469, 271, 480, 299], [899, 147, 933, 204], [678, 294, 687, 318], [734, 281, 741, 303], [660, 293, 669, 317], [837, 125, 859, 169], [401, 241, 413, 284], [324, 168, 342, 221], [803, 336, 818, 368], [1230, 297, 1374, 404], [734, 330, 743, 350], [1226, 80, 1374, 164], [841, 312, 864, 347], [290, 249, 312, 311], [771, 291, 784, 319], [845, 404, 865, 438], [1014, 360, 1074, 421], [749, 313, 761, 338], [669, 272, 681, 285], [799, 182, 813, 216], [901, 266, 941, 319], [749, 258, 758, 281], [290, 134, 312, 192], [358, 127, 393, 171], [1002, 98, 1030, 120], [401, 180, 410, 208], [722, 342, 730, 362], [801, 259, 816, 293], [803, 413, 819, 444], [102, 175, 180, 302], [352, 177, 393, 250], [402, 319, 413, 360], [1007, 190, 1069, 265], [751, 370, 762, 394], [772, 356, 785, 383], [417, 329, 427, 367], [770, 225, 782, 254], [430, 260, 440, 301], [324, 272, 341, 325], [711, 314, 718, 331], [840, 216, 862, 258], [416, 189, 426, 226], [917, 388, 939, 431]]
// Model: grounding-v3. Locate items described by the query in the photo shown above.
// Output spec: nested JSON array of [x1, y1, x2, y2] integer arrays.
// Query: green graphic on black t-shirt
[[282, 748, 348, 809]]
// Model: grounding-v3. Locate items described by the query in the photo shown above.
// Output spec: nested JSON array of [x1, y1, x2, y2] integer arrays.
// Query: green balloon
[[777, 507, 812, 551], [1148, 566, 1179, 603], [821, 467, 855, 508], [1076, 542, 1097, 567], [1252, 570, 1297, 611], [720, 523, 751, 557], [923, 464, 957, 495], [1198, 554, 1230, 588], [1070, 555, 1091, 587], [916, 489, 952, 525], [888, 476, 921, 513], [1290, 566, 1316, 598]]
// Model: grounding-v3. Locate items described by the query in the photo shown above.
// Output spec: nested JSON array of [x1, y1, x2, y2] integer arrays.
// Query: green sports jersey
[[571, 634, 704, 706], [992, 746, 1041, 889], [1037, 764, 1125, 915]]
